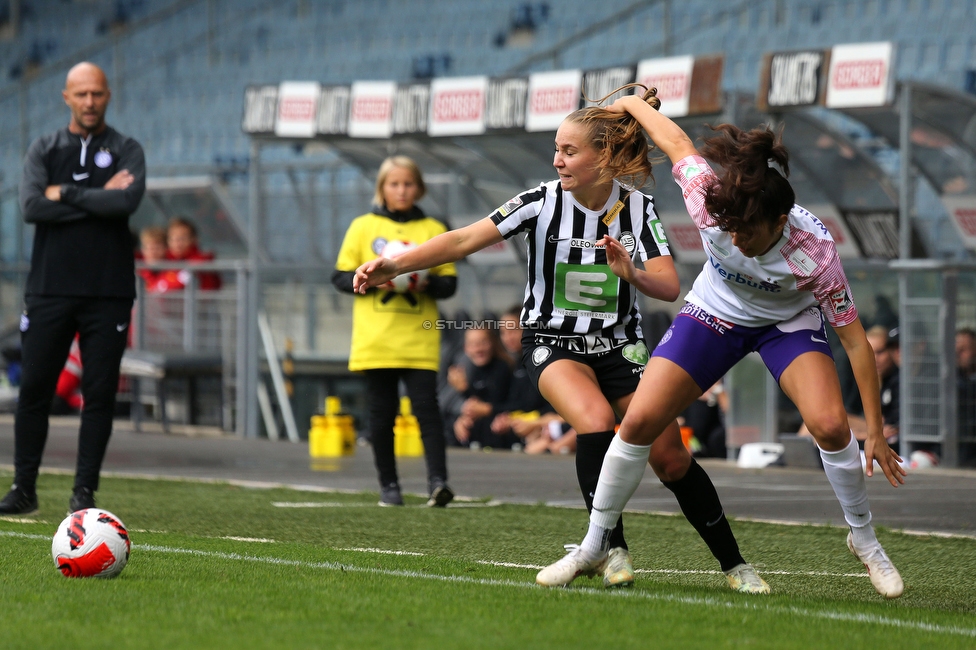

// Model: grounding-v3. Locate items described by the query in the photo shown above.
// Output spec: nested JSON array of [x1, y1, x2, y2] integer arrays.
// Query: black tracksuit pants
[[14, 295, 132, 492], [364, 368, 448, 491]]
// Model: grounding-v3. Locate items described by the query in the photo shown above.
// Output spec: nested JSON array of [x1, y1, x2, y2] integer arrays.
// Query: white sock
[[819, 432, 878, 548], [579, 436, 651, 559]]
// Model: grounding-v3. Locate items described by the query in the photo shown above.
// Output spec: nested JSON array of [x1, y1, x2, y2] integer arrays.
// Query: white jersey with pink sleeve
[[672, 155, 858, 328]]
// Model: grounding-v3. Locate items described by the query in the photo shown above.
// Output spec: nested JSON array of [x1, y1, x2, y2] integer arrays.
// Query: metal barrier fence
[[0, 258, 974, 466], [895, 262, 976, 467], [129, 261, 249, 432]]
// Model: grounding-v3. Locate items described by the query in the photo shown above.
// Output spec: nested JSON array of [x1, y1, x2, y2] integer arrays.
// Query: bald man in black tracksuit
[[0, 62, 145, 515]]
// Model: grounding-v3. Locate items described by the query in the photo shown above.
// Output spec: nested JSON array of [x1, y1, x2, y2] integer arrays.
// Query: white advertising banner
[[274, 82, 320, 138], [525, 69, 582, 132], [657, 210, 706, 264], [348, 81, 396, 138], [802, 204, 862, 259], [635, 56, 694, 117], [454, 215, 518, 264], [428, 76, 488, 136], [941, 195, 976, 250], [825, 42, 894, 108]]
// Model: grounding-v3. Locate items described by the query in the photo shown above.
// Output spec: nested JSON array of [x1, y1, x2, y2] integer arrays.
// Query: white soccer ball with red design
[[381, 240, 428, 293], [52, 508, 131, 578]]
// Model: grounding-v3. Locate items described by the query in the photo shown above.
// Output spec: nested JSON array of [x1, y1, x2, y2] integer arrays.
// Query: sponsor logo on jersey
[[679, 303, 735, 335], [830, 288, 852, 314], [496, 196, 523, 217], [648, 220, 668, 247], [709, 256, 782, 292], [788, 249, 818, 275], [19, 313, 28, 332], [532, 346, 552, 366], [94, 149, 113, 168], [554, 263, 618, 314], [681, 167, 712, 199], [706, 239, 730, 258], [601, 200, 624, 226], [545, 236, 602, 249], [621, 341, 649, 366], [371, 237, 388, 255], [619, 231, 637, 255]]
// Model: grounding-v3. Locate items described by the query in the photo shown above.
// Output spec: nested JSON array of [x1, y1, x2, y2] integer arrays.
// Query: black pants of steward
[[364, 368, 448, 492], [14, 295, 132, 492]]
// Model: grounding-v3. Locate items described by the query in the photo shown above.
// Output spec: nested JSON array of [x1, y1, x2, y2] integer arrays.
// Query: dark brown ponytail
[[699, 124, 795, 235]]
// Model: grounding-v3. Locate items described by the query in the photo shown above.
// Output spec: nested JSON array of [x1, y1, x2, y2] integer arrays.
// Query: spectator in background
[[680, 378, 728, 459], [490, 305, 556, 447], [165, 216, 221, 291], [520, 412, 577, 455], [137, 225, 173, 293], [51, 335, 83, 415], [448, 326, 513, 449], [799, 325, 899, 448], [0, 62, 145, 515]]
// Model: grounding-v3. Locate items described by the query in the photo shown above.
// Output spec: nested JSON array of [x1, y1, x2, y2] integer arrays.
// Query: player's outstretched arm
[[835, 319, 906, 487], [354, 217, 502, 294], [607, 95, 698, 165]]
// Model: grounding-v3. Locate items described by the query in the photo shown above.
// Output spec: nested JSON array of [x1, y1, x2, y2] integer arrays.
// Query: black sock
[[662, 459, 744, 572], [575, 430, 627, 551]]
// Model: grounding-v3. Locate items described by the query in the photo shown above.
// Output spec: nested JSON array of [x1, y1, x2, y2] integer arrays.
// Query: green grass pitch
[[1, 471, 974, 649]]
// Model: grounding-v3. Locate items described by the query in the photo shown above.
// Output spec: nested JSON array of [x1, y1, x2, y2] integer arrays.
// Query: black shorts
[[520, 330, 649, 402]]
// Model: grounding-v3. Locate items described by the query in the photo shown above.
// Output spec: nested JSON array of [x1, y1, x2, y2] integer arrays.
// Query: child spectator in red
[[137, 226, 174, 293], [166, 217, 221, 290]]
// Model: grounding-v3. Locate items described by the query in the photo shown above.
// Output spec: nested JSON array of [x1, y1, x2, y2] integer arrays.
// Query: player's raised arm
[[353, 217, 502, 293], [607, 91, 698, 165]]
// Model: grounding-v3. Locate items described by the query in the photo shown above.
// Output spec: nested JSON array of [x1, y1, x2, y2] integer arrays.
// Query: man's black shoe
[[426, 481, 454, 508], [69, 486, 96, 513], [378, 483, 404, 507], [0, 485, 39, 515]]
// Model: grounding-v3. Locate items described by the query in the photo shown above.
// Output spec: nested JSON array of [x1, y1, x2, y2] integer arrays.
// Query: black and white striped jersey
[[490, 179, 671, 339]]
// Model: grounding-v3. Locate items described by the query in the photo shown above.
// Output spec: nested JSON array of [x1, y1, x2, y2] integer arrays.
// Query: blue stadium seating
[[1, 0, 975, 260]]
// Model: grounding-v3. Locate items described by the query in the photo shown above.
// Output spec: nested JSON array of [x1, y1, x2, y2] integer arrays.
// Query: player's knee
[[803, 411, 851, 448], [648, 441, 691, 481]]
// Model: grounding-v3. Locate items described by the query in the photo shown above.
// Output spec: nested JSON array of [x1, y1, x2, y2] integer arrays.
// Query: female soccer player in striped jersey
[[537, 87, 905, 598], [354, 90, 768, 594]]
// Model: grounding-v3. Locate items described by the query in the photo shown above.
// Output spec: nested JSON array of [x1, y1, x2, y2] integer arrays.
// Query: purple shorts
[[652, 303, 834, 392]]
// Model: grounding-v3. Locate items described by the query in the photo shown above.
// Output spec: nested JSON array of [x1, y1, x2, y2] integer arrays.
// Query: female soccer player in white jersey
[[354, 91, 768, 594], [536, 87, 905, 598]]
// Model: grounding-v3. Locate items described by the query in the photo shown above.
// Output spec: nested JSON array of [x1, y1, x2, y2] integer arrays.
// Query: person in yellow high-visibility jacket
[[332, 156, 457, 507]]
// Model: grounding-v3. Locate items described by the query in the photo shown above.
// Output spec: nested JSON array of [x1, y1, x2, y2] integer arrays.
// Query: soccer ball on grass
[[52, 508, 130, 578]]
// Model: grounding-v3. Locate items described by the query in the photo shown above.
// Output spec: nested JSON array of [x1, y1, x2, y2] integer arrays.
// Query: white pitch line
[[272, 502, 369, 508], [0, 516, 50, 524], [221, 536, 275, 543], [476, 560, 866, 578], [335, 547, 425, 556], [1, 530, 973, 638], [133, 543, 975, 639], [271, 500, 503, 509]]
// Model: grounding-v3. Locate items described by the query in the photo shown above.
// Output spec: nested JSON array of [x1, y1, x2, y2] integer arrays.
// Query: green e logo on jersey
[[554, 263, 618, 313], [649, 219, 668, 246]]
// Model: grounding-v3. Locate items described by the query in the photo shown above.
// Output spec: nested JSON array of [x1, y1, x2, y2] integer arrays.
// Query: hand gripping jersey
[[335, 210, 456, 372], [490, 179, 671, 340], [673, 155, 858, 328]]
